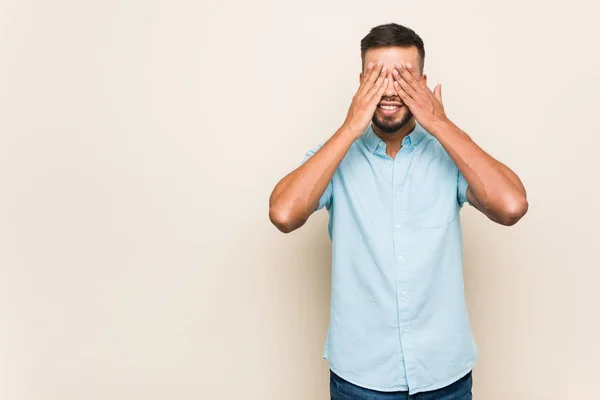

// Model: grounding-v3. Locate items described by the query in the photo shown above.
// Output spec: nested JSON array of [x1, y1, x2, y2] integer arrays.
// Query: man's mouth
[[378, 103, 404, 115]]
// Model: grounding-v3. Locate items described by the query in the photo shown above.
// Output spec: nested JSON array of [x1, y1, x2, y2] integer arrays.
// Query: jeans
[[330, 369, 473, 400]]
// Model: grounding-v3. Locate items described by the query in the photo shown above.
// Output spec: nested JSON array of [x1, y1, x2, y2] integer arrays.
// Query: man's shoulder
[[303, 136, 365, 165], [419, 134, 457, 169]]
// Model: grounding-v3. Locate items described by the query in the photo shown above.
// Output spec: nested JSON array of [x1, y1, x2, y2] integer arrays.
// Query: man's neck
[[372, 118, 417, 158]]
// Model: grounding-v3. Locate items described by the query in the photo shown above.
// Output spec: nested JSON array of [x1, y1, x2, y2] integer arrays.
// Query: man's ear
[[359, 72, 364, 85], [422, 73, 428, 86]]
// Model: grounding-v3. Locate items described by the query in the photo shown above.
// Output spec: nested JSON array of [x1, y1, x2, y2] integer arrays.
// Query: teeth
[[379, 105, 400, 110]]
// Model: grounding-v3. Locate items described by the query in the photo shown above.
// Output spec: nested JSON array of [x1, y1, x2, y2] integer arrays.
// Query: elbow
[[269, 205, 301, 233], [498, 196, 529, 226]]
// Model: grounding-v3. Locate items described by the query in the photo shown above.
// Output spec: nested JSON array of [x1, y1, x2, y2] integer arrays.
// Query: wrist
[[428, 117, 454, 137], [339, 122, 365, 141]]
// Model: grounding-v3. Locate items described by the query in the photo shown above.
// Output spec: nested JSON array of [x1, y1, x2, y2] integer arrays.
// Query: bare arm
[[392, 62, 528, 226], [433, 120, 528, 225], [269, 60, 389, 233], [268, 126, 356, 233]]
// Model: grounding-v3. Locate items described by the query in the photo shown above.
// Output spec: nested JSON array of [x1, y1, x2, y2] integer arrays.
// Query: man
[[268, 23, 528, 399]]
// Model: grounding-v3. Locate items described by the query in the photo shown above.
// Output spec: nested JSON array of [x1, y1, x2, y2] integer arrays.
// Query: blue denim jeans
[[330, 369, 473, 400]]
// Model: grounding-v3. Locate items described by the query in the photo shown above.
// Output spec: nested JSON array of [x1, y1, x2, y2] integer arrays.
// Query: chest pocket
[[405, 168, 459, 229]]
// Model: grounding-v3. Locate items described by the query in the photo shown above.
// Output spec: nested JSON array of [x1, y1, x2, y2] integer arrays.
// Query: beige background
[[0, 1, 598, 399]]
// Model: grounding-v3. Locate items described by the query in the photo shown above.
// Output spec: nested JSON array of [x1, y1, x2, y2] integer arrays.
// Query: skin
[[269, 46, 528, 233]]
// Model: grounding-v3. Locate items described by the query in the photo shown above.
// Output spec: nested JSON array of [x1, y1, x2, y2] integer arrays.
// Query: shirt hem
[[325, 360, 477, 395], [326, 363, 409, 392], [408, 361, 477, 395]]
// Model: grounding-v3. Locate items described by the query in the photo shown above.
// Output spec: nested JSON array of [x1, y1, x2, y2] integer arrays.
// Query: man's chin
[[372, 114, 412, 133]]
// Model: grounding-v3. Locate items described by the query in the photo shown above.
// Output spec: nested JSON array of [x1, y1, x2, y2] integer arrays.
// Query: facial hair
[[372, 108, 413, 134]]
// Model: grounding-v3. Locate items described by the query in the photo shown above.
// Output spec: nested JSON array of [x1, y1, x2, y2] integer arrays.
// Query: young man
[[269, 23, 528, 399]]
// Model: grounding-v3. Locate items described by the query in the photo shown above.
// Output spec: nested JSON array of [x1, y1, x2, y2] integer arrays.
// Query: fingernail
[[384, 78, 388, 83], [395, 62, 403, 68], [382, 66, 387, 73], [394, 81, 398, 86], [367, 62, 373, 69], [406, 62, 412, 69], [377, 60, 382, 66], [393, 69, 398, 76]]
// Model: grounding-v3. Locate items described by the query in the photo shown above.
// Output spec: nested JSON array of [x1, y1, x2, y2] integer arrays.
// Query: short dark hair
[[360, 23, 425, 74]]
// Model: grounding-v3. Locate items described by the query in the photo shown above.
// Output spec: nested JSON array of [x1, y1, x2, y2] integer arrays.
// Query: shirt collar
[[362, 121, 427, 154]]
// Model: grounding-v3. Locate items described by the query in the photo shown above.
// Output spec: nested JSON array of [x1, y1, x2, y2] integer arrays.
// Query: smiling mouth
[[378, 104, 404, 114]]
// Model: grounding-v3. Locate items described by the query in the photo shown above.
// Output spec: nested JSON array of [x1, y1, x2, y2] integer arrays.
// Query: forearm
[[431, 119, 528, 225], [269, 124, 358, 232]]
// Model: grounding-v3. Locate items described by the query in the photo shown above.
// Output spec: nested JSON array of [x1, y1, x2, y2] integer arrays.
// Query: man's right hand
[[342, 60, 388, 138], [269, 61, 388, 233]]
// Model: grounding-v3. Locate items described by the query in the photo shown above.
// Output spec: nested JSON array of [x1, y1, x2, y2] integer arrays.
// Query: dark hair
[[360, 23, 425, 74]]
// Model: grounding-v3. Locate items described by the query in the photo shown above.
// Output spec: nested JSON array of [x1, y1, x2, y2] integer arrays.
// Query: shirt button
[[402, 328, 408, 334], [395, 224, 401, 229], [388, 161, 393, 166], [401, 291, 407, 297], [398, 256, 404, 263]]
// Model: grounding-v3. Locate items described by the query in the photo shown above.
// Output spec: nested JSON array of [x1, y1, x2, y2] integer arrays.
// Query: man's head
[[360, 23, 426, 134]]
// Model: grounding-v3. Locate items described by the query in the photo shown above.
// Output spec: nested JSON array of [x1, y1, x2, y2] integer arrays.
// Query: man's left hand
[[392, 62, 449, 134]]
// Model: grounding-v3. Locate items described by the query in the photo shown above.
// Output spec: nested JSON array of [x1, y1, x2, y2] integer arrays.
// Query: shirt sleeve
[[301, 144, 333, 211], [457, 170, 470, 207]]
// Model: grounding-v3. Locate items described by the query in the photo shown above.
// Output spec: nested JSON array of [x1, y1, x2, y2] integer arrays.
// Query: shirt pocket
[[408, 181, 459, 229]]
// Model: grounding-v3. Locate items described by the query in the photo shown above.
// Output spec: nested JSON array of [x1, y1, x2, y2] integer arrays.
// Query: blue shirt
[[301, 122, 478, 395]]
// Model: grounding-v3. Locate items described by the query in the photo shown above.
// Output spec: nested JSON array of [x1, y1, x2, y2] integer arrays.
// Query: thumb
[[433, 84, 443, 103]]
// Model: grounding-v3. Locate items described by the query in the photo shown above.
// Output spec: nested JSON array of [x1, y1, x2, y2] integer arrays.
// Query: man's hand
[[391, 62, 528, 225], [392, 62, 448, 133], [270, 63, 388, 232], [342, 60, 389, 138]]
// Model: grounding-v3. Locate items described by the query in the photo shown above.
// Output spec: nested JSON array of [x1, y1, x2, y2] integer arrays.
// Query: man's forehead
[[364, 46, 419, 64]]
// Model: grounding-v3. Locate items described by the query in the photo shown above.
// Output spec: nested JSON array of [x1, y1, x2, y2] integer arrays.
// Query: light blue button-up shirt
[[301, 122, 478, 395]]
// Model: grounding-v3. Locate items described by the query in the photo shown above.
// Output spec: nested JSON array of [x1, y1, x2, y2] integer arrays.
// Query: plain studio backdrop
[[0, 1, 598, 399]]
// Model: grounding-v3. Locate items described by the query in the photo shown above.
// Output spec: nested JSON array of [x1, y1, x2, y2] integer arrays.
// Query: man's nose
[[383, 70, 396, 97]]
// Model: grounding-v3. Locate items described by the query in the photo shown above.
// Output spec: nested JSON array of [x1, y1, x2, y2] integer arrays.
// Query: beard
[[372, 108, 413, 134]]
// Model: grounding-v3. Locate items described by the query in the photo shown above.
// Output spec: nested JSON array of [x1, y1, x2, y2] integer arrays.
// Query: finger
[[405, 62, 425, 88], [393, 80, 415, 106], [395, 63, 422, 96], [433, 84, 443, 104], [371, 77, 390, 104], [360, 62, 374, 88], [367, 70, 388, 102], [393, 68, 419, 100], [354, 62, 373, 99], [359, 60, 384, 97], [391, 66, 413, 96], [366, 65, 387, 95]]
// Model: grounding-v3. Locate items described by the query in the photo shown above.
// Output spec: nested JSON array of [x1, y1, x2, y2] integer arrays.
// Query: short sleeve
[[457, 170, 470, 207], [301, 144, 333, 211]]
